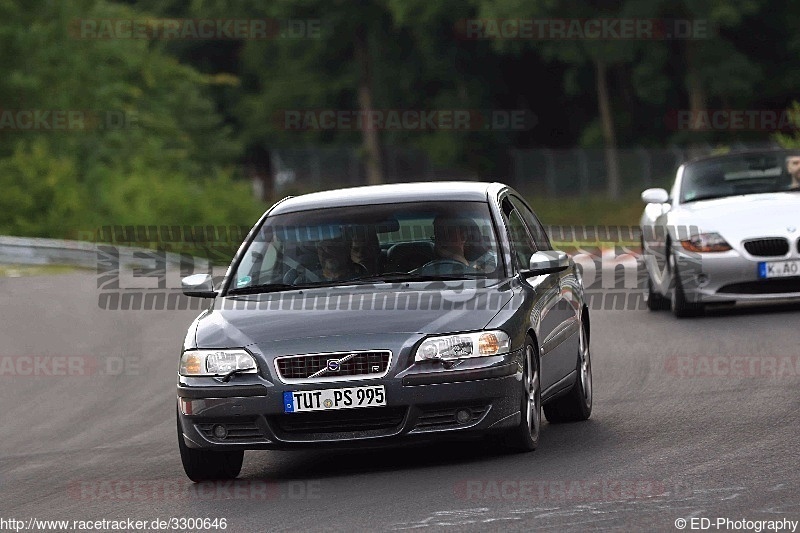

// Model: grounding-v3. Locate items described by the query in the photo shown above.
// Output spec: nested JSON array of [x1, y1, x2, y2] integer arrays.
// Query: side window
[[502, 199, 537, 269], [510, 196, 552, 251]]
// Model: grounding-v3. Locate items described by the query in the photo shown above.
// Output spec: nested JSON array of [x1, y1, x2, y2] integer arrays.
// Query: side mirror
[[641, 188, 669, 204], [527, 250, 570, 275], [181, 273, 216, 298]]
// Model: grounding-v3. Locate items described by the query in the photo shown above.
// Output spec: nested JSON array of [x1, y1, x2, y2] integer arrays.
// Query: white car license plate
[[283, 385, 386, 413], [758, 260, 800, 279]]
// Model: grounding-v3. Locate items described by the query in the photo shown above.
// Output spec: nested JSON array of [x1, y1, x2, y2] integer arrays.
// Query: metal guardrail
[[0, 235, 209, 269]]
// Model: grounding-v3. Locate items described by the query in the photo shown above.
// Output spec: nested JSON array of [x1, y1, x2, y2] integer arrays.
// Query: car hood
[[193, 281, 513, 350], [668, 192, 800, 241]]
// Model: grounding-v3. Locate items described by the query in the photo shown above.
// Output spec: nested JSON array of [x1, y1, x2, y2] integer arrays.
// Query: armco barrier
[[0, 235, 208, 270]]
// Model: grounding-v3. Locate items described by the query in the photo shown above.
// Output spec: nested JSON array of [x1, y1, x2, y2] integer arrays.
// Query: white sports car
[[640, 149, 800, 317]]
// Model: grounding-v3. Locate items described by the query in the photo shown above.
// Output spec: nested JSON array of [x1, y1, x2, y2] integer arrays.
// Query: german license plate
[[283, 385, 386, 413], [758, 260, 800, 279]]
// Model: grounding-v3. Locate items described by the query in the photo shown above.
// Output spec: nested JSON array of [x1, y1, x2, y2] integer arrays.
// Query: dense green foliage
[[0, 0, 264, 239], [2, 0, 798, 238]]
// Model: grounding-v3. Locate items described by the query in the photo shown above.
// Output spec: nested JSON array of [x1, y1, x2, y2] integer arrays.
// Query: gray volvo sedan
[[177, 182, 592, 481]]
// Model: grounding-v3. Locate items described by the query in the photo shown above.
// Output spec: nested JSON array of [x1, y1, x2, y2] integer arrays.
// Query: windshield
[[229, 201, 501, 293], [680, 151, 800, 203]]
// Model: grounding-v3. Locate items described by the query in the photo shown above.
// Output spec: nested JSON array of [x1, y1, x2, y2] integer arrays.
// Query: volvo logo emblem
[[308, 353, 359, 378]]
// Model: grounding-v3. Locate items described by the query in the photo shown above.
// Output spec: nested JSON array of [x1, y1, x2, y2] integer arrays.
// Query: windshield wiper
[[348, 272, 485, 284], [228, 273, 486, 294], [227, 282, 309, 295]]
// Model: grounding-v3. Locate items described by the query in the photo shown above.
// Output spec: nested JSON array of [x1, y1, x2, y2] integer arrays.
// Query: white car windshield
[[680, 151, 800, 203]]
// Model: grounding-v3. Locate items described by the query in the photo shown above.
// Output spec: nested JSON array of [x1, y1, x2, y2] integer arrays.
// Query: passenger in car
[[350, 226, 382, 275], [317, 237, 366, 281], [283, 236, 366, 284]]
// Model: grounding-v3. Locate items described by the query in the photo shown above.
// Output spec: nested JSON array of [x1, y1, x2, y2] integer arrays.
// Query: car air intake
[[272, 407, 406, 434], [743, 238, 789, 257], [718, 279, 800, 294]]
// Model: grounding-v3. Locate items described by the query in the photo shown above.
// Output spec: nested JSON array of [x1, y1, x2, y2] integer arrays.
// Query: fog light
[[212, 424, 228, 439], [456, 409, 471, 424]]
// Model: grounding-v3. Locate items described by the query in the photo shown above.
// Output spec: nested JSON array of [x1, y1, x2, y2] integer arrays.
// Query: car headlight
[[415, 330, 511, 362], [680, 232, 732, 253], [179, 349, 258, 376]]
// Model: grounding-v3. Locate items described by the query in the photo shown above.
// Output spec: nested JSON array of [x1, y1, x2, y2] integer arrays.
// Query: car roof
[[269, 181, 504, 214]]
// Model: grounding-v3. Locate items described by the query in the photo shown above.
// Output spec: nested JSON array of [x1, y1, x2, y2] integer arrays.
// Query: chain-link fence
[[269, 141, 781, 197], [269, 145, 478, 194]]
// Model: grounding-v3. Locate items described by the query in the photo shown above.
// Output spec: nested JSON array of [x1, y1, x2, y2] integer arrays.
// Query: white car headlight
[[179, 349, 257, 376], [415, 330, 511, 362], [680, 232, 731, 253]]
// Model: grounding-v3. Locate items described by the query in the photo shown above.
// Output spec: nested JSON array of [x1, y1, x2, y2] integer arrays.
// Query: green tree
[[0, 0, 263, 240], [476, 0, 642, 199]]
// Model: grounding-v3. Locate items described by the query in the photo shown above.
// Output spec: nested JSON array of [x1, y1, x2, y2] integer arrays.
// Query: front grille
[[275, 351, 391, 382], [272, 406, 406, 434], [196, 418, 263, 442], [718, 279, 800, 294], [743, 238, 789, 257], [414, 405, 490, 431]]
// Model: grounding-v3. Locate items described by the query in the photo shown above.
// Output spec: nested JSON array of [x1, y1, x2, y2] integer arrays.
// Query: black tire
[[543, 322, 592, 423], [177, 413, 244, 482], [671, 268, 704, 318], [642, 237, 670, 311], [503, 338, 541, 452], [646, 275, 670, 311]]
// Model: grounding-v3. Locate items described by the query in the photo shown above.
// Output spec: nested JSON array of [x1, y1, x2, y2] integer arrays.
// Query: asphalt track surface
[[2, 271, 799, 532]]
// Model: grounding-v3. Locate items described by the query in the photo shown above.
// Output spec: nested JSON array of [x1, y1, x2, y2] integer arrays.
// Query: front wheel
[[671, 266, 704, 318], [178, 414, 244, 482], [543, 322, 592, 423], [503, 339, 541, 452], [642, 239, 670, 312], [647, 275, 670, 311]]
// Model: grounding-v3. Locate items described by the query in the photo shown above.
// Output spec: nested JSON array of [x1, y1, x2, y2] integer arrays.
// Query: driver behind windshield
[[432, 215, 470, 266], [785, 155, 800, 190], [432, 215, 497, 273]]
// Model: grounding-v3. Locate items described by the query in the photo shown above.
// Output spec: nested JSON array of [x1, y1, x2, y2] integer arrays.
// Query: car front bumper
[[674, 248, 800, 304], [177, 353, 523, 450]]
